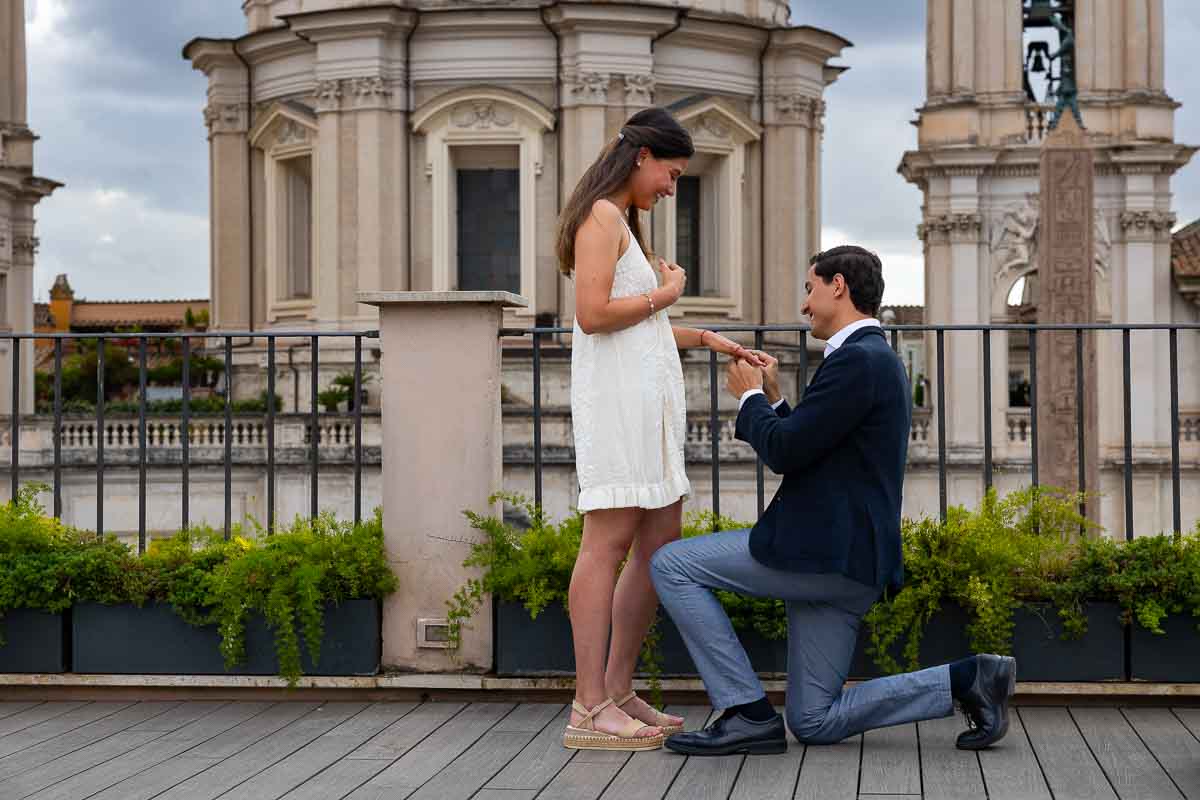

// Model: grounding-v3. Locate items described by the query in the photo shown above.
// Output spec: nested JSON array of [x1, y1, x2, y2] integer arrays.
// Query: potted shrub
[[858, 487, 1125, 682], [71, 510, 397, 685], [333, 372, 374, 411], [0, 486, 129, 673], [447, 495, 788, 682]]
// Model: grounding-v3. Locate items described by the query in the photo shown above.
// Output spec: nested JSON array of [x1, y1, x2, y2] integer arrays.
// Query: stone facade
[[899, 0, 1200, 538], [0, 0, 60, 414]]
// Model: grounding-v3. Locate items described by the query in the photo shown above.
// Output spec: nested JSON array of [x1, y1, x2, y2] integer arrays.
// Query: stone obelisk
[[1036, 111, 1098, 519]]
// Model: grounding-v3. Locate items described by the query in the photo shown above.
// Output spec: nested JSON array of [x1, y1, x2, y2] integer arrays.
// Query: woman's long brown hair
[[555, 107, 694, 276]]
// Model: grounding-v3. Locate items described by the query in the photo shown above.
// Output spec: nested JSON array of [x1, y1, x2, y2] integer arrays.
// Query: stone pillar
[[0, 0, 27, 125], [762, 27, 848, 322], [186, 42, 251, 331], [359, 290, 527, 672], [546, 3, 676, 325], [1035, 113, 1098, 514], [289, 8, 415, 328]]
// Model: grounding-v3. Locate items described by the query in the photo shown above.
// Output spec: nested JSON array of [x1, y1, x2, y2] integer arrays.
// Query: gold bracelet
[[643, 292, 655, 318]]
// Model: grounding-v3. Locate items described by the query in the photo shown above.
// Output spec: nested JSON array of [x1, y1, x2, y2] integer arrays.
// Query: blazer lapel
[[803, 326, 884, 394]]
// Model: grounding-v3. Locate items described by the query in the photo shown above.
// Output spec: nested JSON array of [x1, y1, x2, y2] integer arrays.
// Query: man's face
[[800, 264, 839, 340]]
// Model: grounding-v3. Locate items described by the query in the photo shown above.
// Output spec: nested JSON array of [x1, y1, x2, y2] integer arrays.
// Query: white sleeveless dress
[[571, 218, 690, 512]]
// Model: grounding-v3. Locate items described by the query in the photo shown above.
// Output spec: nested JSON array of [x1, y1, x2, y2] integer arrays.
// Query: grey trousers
[[649, 528, 954, 744]]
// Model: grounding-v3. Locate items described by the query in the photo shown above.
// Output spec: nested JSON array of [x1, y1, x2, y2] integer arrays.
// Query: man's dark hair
[[809, 245, 885, 316]]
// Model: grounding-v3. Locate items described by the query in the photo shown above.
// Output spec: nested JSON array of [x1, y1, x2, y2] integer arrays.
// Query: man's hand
[[745, 349, 781, 404], [725, 359, 764, 399]]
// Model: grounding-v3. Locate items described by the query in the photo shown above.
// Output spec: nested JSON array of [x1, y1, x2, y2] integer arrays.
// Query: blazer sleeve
[[774, 399, 792, 418], [734, 352, 875, 474]]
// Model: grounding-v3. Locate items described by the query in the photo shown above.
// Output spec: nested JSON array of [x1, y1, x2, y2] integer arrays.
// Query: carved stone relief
[[450, 101, 515, 130]]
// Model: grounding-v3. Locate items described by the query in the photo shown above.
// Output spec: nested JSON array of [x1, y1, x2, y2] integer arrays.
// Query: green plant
[[0, 491, 396, 686], [863, 486, 1094, 674], [318, 387, 349, 412]]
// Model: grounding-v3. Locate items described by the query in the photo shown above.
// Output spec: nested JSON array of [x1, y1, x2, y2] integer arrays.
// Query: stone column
[[762, 27, 848, 322], [186, 42, 251, 332], [1035, 113, 1098, 515], [359, 290, 527, 672], [545, 3, 676, 325], [288, 8, 415, 328], [0, 0, 27, 126], [9, 216, 36, 413]]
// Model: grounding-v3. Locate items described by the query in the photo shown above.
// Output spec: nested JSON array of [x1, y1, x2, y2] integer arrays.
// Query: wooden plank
[[858, 722, 920, 795], [150, 702, 369, 800], [1019, 706, 1117, 800], [1123, 708, 1200, 799], [1071, 707, 1183, 800], [485, 706, 573, 791], [856, 795, 919, 799], [492, 703, 563, 733], [794, 735, 860, 800], [215, 703, 416, 800], [1172, 708, 1200, 742], [0, 702, 177, 779], [407, 730, 540, 800], [0, 702, 40, 721], [727, 746, 803, 800], [343, 702, 515, 799], [20, 702, 270, 800], [0, 702, 92, 743], [918, 714, 986, 800], [664, 753, 743, 800], [470, 791, 538, 800], [276, 759, 387, 800], [124, 701, 230, 732], [186, 702, 320, 759], [597, 705, 713, 800], [347, 702, 465, 760], [0, 729, 164, 799], [538, 760, 630, 800], [85, 704, 320, 800], [977, 704, 1053, 800]]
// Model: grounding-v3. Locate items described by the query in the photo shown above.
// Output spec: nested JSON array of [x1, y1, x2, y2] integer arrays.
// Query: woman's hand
[[745, 349, 781, 403], [658, 258, 687, 304], [702, 331, 768, 368]]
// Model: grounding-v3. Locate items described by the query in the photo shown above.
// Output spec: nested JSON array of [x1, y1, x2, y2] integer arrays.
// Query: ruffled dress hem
[[577, 472, 691, 513]]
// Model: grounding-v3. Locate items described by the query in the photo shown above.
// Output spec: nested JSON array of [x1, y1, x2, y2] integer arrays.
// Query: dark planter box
[[850, 602, 972, 680], [73, 599, 380, 676], [850, 601, 1125, 682], [0, 609, 68, 673], [1012, 602, 1124, 682], [1131, 613, 1200, 683], [494, 600, 787, 677]]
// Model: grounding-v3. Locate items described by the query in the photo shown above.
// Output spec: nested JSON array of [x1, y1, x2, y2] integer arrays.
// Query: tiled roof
[[1172, 217, 1200, 277], [880, 304, 925, 325]]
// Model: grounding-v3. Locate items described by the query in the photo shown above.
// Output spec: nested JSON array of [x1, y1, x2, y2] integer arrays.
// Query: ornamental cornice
[[203, 102, 250, 134], [624, 74, 655, 108], [315, 80, 344, 113], [918, 212, 984, 243], [1119, 210, 1176, 241], [767, 94, 825, 129], [562, 71, 610, 106]]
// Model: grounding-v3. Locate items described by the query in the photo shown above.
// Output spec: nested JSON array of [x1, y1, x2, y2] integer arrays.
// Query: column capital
[[203, 102, 250, 135], [918, 212, 983, 244], [1120, 210, 1176, 242], [764, 94, 825, 129]]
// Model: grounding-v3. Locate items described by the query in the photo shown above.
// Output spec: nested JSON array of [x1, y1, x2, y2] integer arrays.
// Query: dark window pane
[[457, 169, 520, 294], [675, 175, 701, 297]]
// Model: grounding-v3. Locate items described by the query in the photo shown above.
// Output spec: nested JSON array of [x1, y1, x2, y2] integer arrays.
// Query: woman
[[555, 107, 765, 750]]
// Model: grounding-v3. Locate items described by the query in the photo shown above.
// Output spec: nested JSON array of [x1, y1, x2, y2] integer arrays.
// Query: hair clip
[[617, 131, 625, 141]]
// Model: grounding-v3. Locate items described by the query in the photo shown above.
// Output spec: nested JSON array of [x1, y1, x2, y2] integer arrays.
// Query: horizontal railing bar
[[0, 330, 380, 341], [501, 323, 1200, 337]]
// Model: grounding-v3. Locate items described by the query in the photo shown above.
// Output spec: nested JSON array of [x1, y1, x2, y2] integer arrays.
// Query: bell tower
[[899, 0, 1196, 535]]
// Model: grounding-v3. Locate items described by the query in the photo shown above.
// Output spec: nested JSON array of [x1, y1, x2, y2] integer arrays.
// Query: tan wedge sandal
[[563, 698, 664, 751], [613, 690, 684, 736]]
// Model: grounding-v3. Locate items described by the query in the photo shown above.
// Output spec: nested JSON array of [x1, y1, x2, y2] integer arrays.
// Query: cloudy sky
[[23, 0, 1200, 306]]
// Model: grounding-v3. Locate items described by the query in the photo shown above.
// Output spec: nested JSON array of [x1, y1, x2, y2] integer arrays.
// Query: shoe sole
[[664, 739, 787, 756]]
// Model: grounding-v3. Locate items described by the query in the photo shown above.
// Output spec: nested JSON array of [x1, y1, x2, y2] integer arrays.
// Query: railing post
[[359, 290, 527, 672]]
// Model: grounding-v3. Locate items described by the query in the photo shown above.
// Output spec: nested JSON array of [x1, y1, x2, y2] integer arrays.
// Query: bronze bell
[[1031, 52, 1046, 73]]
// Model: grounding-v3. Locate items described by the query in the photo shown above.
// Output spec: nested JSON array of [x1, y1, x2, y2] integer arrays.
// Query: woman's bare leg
[[605, 499, 684, 727], [568, 506, 659, 737]]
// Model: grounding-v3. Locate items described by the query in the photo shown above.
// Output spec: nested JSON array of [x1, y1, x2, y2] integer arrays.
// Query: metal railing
[[503, 322, 1200, 537], [1, 330, 378, 552]]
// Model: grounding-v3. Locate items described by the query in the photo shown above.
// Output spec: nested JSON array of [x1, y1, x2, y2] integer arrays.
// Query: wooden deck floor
[[0, 700, 1198, 800]]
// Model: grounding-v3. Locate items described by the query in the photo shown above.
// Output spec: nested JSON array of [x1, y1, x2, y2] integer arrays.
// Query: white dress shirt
[[738, 317, 882, 411]]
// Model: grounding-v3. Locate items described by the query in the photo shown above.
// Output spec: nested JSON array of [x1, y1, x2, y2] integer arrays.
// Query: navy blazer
[[734, 326, 910, 591]]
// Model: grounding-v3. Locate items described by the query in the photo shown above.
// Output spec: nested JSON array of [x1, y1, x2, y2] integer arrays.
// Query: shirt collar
[[822, 318, 882, 357]]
